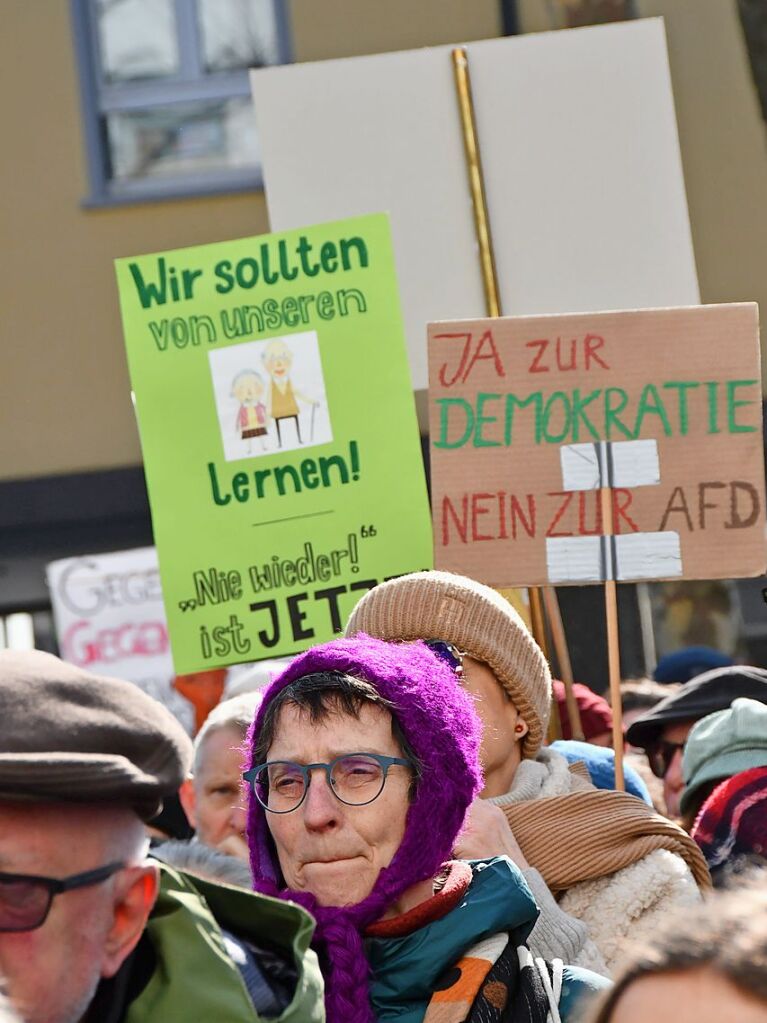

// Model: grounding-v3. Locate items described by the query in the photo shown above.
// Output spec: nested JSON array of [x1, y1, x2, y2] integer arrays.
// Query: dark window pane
[[95, 0, 179, 82], [105, 97, 259, 180], [198, 0, 281, 72]]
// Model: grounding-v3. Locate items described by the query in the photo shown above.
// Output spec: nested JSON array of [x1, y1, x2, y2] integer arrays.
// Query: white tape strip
[[559, 445, 602, 491], [546, 530, 681, 583], [615, 531, 682, 580], [545, 536, 605, 583], [612, 440, 661, 489], [559, 440, 660, 491]]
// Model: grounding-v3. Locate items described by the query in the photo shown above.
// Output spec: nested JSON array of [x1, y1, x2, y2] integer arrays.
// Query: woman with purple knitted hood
[[244, 636, 608, 1023]]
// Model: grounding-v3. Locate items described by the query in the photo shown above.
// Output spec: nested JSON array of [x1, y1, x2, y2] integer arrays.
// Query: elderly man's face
[[265, 348, 292, 379], [265, 702, 412, 907], [182, 726, 248, 852], [0, 802, 156, 1023]]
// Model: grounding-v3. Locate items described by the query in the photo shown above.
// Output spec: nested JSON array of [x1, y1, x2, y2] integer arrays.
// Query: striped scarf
[[424, 935, 560, 1023], [491, 751, 711, 893]]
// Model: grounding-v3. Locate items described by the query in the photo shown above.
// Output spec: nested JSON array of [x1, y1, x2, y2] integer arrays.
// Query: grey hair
[[193, 692, 262, 776], [261, 338, 292, 365], [231, 368, 263, 391]]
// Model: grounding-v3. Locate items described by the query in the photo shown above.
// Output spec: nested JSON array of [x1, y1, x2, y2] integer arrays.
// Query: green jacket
[[366, 858, 610, 1023], [120, 865, 325, 1023]]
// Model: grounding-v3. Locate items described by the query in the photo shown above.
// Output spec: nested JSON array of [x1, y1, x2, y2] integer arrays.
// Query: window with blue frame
[[71, 0, 290, 205]]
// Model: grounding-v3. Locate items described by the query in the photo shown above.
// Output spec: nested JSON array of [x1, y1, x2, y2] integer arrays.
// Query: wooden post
[[543, 585, 585, 741]]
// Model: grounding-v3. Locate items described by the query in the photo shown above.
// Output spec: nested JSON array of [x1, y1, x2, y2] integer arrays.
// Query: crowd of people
[[0, 570, 765, 1023]]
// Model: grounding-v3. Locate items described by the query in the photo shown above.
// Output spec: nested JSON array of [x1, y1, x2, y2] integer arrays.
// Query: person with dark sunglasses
[[0, 861, 125, 934], [626, 665, 767, 819], [0, 649, 324, 1023]]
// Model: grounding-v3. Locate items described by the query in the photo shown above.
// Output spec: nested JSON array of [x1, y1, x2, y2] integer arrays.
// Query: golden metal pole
[[451, 48, 501, 317], [451, 46, 554, 667]]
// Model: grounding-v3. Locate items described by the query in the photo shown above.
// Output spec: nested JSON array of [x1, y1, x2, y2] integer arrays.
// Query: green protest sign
[[116, 214, 432, 672]]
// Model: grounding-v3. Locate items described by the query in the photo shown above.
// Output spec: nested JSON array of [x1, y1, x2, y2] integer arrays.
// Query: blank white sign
[[252, 18, 699, 390]]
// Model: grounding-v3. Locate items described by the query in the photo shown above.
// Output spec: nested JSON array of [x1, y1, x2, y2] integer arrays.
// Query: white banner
[[46, 547, 192, 731]]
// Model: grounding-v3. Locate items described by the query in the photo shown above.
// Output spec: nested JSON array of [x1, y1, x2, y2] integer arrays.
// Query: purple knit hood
[[245, 635, 483, 1023]]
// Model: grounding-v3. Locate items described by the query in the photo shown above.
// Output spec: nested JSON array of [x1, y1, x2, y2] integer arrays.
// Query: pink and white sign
[[46, 547, 193, 731]]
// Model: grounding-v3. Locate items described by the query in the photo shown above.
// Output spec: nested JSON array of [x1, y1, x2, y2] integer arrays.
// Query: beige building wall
[[0, 0, 501, 482], [2, 0, 766, 482]]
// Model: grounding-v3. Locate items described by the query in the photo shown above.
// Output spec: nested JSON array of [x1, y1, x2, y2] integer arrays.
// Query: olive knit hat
[[345, 571, 551, 758]]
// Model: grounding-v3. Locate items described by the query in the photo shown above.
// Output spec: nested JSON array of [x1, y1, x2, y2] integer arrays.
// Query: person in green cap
[[679, 697, 767, 830]]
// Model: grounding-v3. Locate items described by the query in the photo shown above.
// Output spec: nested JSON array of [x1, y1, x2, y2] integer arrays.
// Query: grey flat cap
[[0, 649, 193, 820]]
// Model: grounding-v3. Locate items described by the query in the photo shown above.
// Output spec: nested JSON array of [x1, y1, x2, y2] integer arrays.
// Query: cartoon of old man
[[261, 338, 318, 447]]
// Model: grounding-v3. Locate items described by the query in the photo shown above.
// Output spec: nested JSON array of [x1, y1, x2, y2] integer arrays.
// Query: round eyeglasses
[[243, 752, 412, 814], [0, 861, 126, 933]]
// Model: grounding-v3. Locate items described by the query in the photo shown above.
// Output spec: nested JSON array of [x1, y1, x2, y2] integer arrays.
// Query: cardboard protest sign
[[46, 548, 193, 731], [428, 304, 766, 587], [252, 19, 699, 392], [115, 214, 432, 672]]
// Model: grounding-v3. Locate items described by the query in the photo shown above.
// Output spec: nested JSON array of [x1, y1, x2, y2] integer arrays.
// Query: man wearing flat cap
[[625, 665, 767, 819], [0, 650, 323, 1023]]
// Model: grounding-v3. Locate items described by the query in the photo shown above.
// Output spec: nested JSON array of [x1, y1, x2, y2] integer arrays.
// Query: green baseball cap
[[681, 698, 767, 818]]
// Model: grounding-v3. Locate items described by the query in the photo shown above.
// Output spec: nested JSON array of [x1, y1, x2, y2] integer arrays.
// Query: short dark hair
[[252, 671, 422, 786], [586, 877, 767, 1021]]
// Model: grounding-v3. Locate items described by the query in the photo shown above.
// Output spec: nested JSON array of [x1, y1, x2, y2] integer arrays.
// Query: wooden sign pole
[[599, 485, 625, 791], [451, 46, 578, 737], [543, 586, 585, 741]]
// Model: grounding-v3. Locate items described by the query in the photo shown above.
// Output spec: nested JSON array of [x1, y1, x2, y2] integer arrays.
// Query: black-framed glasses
[[424, 640, 465, 678], [647, 739, 686, 779], [0, 861, 126, 933], [243, 752, 412, 814]]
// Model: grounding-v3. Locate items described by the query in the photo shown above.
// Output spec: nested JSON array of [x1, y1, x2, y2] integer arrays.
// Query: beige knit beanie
[[345, 571, 551, 758]]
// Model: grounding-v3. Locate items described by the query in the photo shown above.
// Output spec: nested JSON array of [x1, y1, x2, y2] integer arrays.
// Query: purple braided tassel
[[317, 916, 375, 1023]]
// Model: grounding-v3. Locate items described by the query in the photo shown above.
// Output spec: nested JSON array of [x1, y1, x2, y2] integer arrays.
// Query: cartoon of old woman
[[232, 369, 268, 454]]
